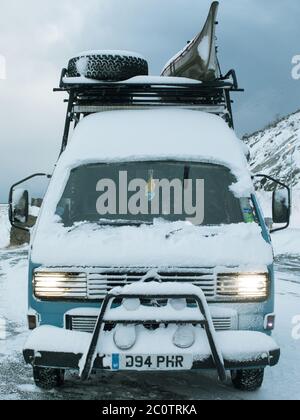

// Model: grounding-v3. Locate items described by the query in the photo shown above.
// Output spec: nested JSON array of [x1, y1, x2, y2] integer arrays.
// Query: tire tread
[[68, 53, 148, 82], [231, 369, 264, 392]]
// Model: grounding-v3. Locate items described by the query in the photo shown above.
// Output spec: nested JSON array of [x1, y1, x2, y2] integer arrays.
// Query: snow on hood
[[31, 220, 273, 268]]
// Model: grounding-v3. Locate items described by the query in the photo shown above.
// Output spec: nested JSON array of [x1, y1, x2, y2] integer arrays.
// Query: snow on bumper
[[23, 325, 280, 371]]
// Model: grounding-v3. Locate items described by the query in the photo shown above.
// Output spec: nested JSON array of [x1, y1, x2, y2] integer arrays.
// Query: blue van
[[9, 72, 291, 391], [8, 5, 292, 387]]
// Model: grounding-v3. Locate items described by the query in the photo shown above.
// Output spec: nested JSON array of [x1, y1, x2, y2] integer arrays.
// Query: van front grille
[[67, 315, 234, 333], [87, 269, 216, 301]]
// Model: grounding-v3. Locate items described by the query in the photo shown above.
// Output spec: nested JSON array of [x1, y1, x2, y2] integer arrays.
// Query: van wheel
[[67, 51, 149, 82], [33, 367, 65, 390], [231, 369, 264, 391]]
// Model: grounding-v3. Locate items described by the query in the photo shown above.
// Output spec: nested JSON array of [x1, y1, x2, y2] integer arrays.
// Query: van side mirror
[[254, 174, 291, 233], [272, 189, 290, 224], [9, 173, 52, 232], [11, 188, 29, 224]]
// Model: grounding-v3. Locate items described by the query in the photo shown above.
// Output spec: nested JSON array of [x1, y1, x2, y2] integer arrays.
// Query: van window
[[56, 162, 245, 227]]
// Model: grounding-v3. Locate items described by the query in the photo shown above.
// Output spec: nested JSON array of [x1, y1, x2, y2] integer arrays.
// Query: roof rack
[[54, 69, 243, 155]]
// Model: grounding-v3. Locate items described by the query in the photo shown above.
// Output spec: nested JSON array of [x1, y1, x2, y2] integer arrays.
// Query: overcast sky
[[0, 0, 299, 202]]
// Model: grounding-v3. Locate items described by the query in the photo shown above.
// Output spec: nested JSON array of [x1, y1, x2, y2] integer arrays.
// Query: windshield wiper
[[165, 228, 184, 239], [165, 226, 219, 239]]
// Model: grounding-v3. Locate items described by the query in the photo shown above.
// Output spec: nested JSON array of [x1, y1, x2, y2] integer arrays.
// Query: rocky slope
[[245, 110, 300, 189], [245, 110, 300, 232]]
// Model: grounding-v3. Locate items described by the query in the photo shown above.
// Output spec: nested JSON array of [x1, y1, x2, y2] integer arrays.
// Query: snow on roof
[[65, 109, 242, 166], [57, 108, 252, 197], [62, 75, 202, 85]]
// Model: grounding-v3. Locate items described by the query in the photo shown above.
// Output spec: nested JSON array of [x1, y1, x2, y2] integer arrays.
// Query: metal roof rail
[[54, 72, 243, 155]]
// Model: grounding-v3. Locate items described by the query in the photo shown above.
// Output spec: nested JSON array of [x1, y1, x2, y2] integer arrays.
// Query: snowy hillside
[[0, 205, 10, 248], [245, 111, 300, 255], [246, 110, 300, 188], [246, 110, 300, 223]]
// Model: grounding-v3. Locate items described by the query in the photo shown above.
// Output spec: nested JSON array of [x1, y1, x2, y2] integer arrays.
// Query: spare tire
[[67, 50, 149, 82]]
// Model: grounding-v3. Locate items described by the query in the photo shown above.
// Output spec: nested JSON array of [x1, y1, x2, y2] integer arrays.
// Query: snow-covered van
[[8, 4, 292, 392]]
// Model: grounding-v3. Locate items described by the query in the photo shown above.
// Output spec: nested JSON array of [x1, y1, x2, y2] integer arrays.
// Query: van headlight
[[34, 272, 87, 299], [217, 273, 269, 301]]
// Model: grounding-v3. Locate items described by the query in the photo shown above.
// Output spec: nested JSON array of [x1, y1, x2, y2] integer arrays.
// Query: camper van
[[9, 2, 291, 392]]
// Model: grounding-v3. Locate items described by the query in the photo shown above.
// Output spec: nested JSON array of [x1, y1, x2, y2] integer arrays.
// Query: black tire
[[231, 369, 264, 392], [67, 51, 149, 82], [33, 367, 65, 390]]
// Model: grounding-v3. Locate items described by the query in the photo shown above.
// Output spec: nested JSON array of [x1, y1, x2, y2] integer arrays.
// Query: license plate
[[111, 354, 193, 371]]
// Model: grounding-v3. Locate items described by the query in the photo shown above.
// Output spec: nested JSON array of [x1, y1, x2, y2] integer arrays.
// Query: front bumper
[[24, 283, 280, 380], [23, 326, 280, 372], [24, 349, 280, 371]]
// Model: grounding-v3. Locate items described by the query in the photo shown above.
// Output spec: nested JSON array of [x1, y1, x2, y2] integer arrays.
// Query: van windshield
[[56, 162, 250, 227]]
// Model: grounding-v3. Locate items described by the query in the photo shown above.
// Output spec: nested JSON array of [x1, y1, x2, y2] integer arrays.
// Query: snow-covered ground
[[0, 247, 299, 400]]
